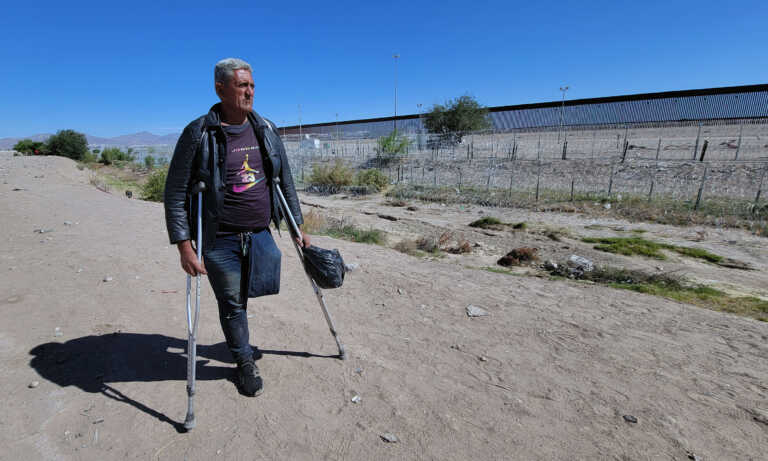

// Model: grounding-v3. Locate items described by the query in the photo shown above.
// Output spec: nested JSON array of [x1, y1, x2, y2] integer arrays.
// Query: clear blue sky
[[1, 0, 766, 138]]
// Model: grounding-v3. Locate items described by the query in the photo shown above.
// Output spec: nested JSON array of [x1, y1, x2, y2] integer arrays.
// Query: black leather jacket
[[164, 104, 303, 249]]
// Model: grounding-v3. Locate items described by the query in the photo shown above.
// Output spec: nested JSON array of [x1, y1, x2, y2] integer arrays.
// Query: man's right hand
[[178, 240, 207, 276]]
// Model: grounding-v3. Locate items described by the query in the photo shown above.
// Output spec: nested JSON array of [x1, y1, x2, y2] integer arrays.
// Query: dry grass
[[497, 247, 539, 266]]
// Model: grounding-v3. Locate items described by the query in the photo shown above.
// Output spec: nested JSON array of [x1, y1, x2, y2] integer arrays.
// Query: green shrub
[[375, 131, 410, 165], [469, 216, 504, 229], [12, 139, 45, 155], [100, 147, 133, 165], [307, 159, 355, 188], [141, 166, 168, 202], [356, 168, 389, 192], [45, 129, 88, 160], [144, 155, 155, 170]]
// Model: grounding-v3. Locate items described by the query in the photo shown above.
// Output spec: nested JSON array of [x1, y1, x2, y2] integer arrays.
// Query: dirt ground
[[1, 151, 767, 460]]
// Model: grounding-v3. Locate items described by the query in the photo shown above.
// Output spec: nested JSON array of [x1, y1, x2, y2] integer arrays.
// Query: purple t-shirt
[[218, 122, 272, 231]]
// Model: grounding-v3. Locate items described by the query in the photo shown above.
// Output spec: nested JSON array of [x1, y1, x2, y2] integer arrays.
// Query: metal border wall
[[281, 84, 768, 138]]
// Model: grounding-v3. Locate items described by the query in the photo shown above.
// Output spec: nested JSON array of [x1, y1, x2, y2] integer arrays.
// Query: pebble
[[603, 203, 612, 210], [354, 367, 363, 375], [397, 288, 404, 295], [380, 433, 399, 443], [34, 228, 54, 234], [63, 221, 73, 226], [351, 394, 361, 404], [54, 327, 63, 337], [103, 276, 113, 282], [28, 381, 39, 389], [76, 268, 83, 273], [623, 414, 638, 424], [478, 356, 488, 362], [466, 305, 489, 317]]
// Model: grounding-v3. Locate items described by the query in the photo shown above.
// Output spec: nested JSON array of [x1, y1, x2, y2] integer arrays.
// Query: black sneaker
[[236, 360, 263, 397]]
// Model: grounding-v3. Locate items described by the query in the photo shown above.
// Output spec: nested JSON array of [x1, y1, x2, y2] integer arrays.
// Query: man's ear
[[214, 81, 223, 98]]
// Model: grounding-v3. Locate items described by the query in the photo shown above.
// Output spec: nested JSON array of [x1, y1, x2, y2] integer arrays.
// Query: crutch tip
[[339, 348, 347, 361], [183, 415, 196, 431]]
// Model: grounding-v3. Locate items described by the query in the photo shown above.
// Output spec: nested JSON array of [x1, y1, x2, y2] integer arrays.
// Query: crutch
[[274, 178, 347, 360], [183, 181, 206, 431]]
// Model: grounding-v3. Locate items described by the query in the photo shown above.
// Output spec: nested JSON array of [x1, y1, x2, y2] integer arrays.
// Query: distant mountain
[[0, 131, 180, 150]]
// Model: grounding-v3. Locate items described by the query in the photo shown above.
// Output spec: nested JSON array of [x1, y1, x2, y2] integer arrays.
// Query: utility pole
[[393, 53, 400, 134], [558, 85, 569, 143], [298, 104, 302, 154]]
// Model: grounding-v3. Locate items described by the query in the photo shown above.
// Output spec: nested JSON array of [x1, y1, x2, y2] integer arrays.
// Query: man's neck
[[220, 107, 248, 126]]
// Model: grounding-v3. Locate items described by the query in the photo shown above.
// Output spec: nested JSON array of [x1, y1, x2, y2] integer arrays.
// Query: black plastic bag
[[302, 245, 345, 289]]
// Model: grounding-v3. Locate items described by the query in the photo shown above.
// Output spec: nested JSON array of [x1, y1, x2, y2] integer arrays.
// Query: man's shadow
[[29, 332, 336, 433]]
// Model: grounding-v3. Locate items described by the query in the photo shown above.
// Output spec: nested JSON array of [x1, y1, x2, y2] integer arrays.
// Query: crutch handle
[[191, 181, 207, 194]]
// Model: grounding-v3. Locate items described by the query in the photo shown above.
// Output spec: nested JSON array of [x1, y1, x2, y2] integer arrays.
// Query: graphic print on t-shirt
[[219, 122, 272, 231], [232, 151, 265, 193]]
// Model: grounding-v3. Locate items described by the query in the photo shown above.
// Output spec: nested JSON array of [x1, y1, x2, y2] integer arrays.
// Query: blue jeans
[[203, 234, 253, 365]]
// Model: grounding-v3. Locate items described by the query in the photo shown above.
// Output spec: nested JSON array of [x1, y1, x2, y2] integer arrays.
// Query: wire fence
[[284, 121, 768, 231]]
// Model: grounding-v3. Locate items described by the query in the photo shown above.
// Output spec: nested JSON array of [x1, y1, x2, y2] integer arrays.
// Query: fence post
[[570, 178, 575, 201], [591, 130, 596, 158], [535, 160, 541, 202], [735, 122, 743, 160], [562, 140, 568, 160], [537, 134, 542, 162], [692, 122, 702, 160], [608, 163, 615, 195], [512, 132, 517, 160], [694, 165, 708, 211], [754, 164, 767, 209], [434, 167, 437, 186], [621, 141, 629, 163], [699, 140, 708, 162], [508, 173, 513, 197], [457, 169, 462, 189], [622, 124, 629, 150], [647, 179, 654, 202]]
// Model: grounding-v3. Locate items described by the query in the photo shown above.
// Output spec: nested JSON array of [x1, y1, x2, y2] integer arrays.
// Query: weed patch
[[582, 237, 723, 264], [546, 264, 768, 321], [469, 216, 504, 229]]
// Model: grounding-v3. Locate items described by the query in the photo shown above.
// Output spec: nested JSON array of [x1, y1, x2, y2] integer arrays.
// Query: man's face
[[216, 69, 254, 114]]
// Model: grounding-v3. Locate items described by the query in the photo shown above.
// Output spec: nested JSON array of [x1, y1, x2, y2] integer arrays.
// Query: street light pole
[[558, 85, 569, 143], [393, 53, 399, 134], [416, 103, 423, 150], [298, 104, 302, 153]]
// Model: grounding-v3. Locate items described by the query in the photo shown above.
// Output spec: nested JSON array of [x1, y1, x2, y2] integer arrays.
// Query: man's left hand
[[295, 230, 311, 248]]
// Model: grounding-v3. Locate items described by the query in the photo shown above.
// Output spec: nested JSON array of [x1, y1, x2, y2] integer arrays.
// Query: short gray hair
[[214, 58, 252, 84]]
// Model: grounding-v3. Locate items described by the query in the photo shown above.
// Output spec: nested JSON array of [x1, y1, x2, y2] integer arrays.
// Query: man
[[164, 58, 309, 397]]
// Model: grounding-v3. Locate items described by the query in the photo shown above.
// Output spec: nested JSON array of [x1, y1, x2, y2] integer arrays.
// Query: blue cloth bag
[[245, 229, 281, 297]]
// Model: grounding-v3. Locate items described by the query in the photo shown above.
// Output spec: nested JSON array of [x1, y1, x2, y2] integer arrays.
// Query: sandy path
[[1, 152, 766, 460]]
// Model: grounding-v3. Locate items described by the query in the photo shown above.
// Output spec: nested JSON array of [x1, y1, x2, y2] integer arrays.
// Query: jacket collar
[[204, 103, 267, 131]]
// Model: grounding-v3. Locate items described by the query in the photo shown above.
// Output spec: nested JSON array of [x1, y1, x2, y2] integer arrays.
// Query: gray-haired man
[[164, 58, 309, 396]]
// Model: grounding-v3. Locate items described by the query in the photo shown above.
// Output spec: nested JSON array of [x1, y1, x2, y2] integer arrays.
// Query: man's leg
[[204, 235, 262, 395]]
